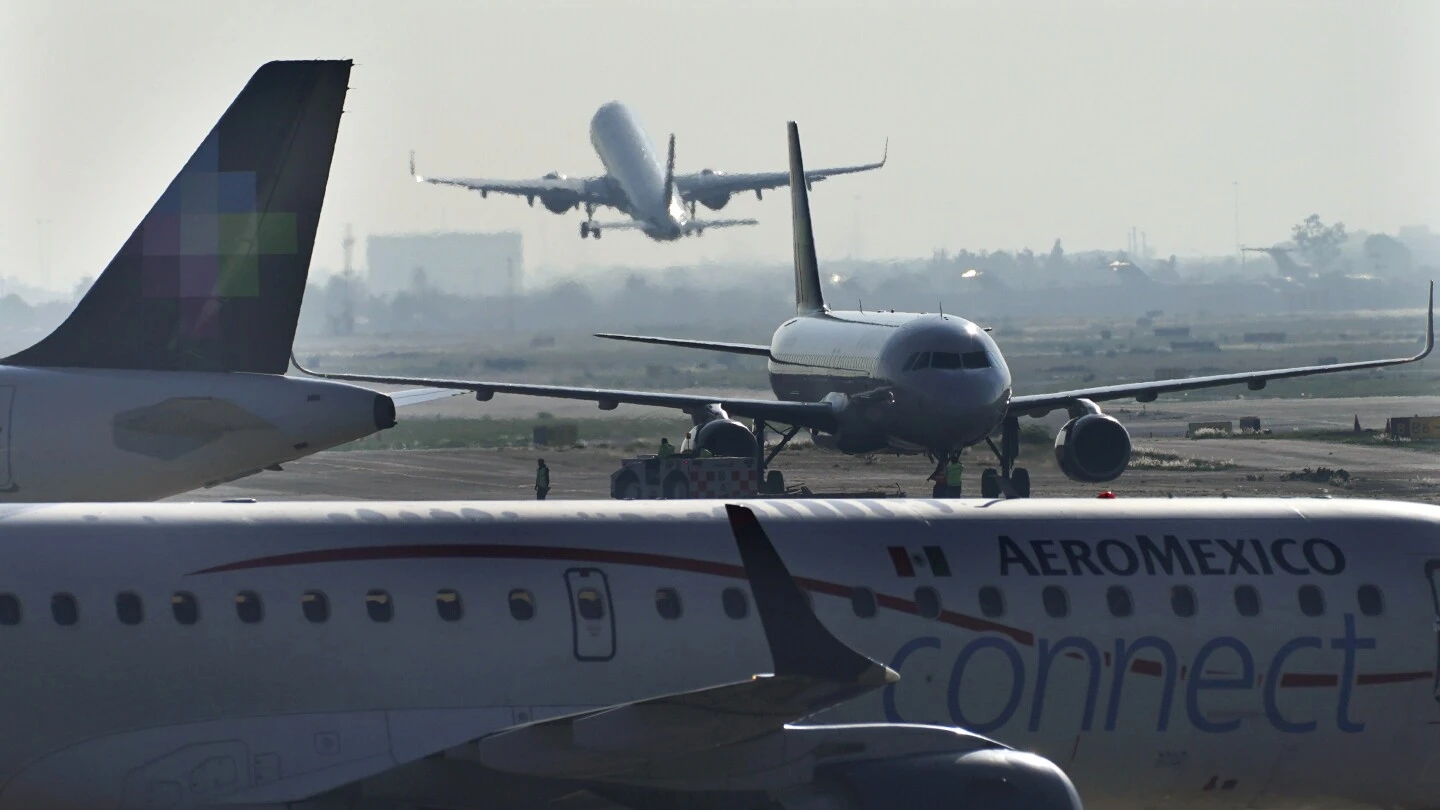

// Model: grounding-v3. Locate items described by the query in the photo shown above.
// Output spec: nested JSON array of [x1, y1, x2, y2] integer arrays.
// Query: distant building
[[366, 231, 523, 297]]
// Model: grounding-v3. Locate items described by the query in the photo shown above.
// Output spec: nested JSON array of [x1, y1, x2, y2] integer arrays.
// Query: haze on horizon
[[3, 0, 1438, 292]]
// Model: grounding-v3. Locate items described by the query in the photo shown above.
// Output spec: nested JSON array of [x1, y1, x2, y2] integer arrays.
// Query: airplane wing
[[676, 138, 887, 199], [683, 217, 759, 232], [1009, 282, 1434, 417], [408, 151, 615, 206], [594, 333, 773, 357], [291, 354, 839, 432], [389, 388, 465, 407]]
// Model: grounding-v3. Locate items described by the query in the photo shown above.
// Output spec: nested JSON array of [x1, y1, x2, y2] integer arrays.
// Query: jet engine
[[783, 748, 1083, 810], [694, 169, 731, 210], [1054, 412, 1131, 483], [688, 417, 759, 458]]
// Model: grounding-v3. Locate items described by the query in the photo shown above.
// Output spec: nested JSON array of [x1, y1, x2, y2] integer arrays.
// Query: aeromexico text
[[998, 535, 1346, 577]]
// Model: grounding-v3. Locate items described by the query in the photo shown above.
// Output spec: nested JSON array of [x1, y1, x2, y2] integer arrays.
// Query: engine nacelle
[[688, 418, 759, 458], [786, 749, 1082, 810], [1054, 413, 1131, 483], [539, 190, 579, 214]]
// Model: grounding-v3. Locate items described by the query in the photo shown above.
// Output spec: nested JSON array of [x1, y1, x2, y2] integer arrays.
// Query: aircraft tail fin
[[787, 122, 826, 315], [661, 133, 677, 212], [3, 60, 351, 374]]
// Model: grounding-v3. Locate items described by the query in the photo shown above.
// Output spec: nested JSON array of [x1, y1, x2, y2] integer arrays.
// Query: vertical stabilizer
[[661, 133, 677, 211], [788, 122, 826, 314], [4, 60, 352, 374]]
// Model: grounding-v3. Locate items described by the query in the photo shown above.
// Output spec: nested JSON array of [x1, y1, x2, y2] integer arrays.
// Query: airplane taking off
[[0, 60, 449, 502], [305, 121, 1433, 498], [409, 101, 887, 241], [0, 495, 1439, 810]]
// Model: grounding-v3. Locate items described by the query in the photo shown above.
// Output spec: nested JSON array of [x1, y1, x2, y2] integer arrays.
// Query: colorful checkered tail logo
[[3, 60, 352, 374]]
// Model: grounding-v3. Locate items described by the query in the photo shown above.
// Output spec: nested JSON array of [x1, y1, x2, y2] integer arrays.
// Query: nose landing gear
[[981, 415, 1031, 498]]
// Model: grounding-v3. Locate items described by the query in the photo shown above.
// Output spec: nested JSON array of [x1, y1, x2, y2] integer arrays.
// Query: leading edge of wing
[[676, 137, 887, 196], [594, 333, 772, 357], [290, 353, 838, 432], [1010, 281, 1434, 417]]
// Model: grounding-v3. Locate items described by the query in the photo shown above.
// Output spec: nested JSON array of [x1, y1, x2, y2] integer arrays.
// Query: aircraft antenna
[[939, 300, 944, 319], [858, 298, 863, 313]]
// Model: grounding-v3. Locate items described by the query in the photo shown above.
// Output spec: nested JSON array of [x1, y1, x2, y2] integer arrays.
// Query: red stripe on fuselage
[[191, 542, 1034, 645]]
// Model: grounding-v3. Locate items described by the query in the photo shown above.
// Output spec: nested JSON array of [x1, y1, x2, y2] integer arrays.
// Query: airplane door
[[1427, 561, 1440, 701], [565, 568, 616, 662], [0, 386, 13, 491]]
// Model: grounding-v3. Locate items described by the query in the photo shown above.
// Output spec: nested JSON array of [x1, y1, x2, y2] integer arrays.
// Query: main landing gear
[[981, 415, 1031, 499], [580, 204, 601, 239]]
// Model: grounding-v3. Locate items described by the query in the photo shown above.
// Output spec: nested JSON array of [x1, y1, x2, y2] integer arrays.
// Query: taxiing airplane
[[409, 101, 886, 241], [0, 60, 449, 502], [303, 121, 1433, 498], [0, 495, 1436, 810]]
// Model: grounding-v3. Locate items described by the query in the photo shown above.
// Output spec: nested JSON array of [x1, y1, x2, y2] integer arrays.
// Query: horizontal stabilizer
[[594, 333, 771, 357]]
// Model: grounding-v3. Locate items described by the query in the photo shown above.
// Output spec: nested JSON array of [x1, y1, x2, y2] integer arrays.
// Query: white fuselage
[[589, 101, 688, 240], [0, 366, 391, 501], [0, 497, 1436, 809]]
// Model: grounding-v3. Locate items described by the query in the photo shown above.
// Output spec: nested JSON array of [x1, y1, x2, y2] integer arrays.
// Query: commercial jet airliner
[[0, 60, 448, 502], [304, 121, 1432, 498], [1, 495, 1439, 810], [409, 100, 886, 241]]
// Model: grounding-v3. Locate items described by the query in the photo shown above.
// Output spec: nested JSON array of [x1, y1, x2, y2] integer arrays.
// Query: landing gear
[[580, 204, 600, 239], [752, 419, 800, 494], [982, 415, 1031, 499]]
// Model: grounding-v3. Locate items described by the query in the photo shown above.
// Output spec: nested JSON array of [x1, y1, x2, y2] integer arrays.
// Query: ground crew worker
[[657, 438, 675, 460], [944, 453, 964, 497], [534, 458, 550, 500]]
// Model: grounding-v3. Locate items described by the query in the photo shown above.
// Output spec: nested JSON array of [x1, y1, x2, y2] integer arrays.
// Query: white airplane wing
[[684, 217, 759, 233], [389, 387, 464, 407], [292, 353, 842, 433], [1010, 282, 1434, 417], [676, 139, 887, 199], [408, 151, 616, 206]]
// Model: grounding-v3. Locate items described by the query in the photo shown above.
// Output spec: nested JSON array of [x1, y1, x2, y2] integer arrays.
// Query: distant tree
[[1363, 233, 1413, 277], [1290, 214, 1347, 272], [1045, 239, 1065, 272], [70, 276, 94, 301]]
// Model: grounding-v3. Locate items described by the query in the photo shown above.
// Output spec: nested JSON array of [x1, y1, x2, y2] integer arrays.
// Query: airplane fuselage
[[765, 310, 1012, 453], [0, 367, 393, 501], [589, 101, 689, 240], [0, 497, 1435, 809]]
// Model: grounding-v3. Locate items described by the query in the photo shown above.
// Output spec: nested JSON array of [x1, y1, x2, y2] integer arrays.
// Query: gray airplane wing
[[595, 333, 772, 356], [291, 355, 838, 432], [408, 152, 616, 206], [1009, 283, 1434, 417], [675, 139, 887, 199]]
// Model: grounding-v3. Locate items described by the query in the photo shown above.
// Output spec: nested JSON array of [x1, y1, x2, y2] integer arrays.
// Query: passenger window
[[1106, 585, 1133, 617], [1357, 584, 1384, 617], [0, 593, 21, 626], [851, 587, 878, 619], [1233, 585, 1261, 617], [655, 587, 683, 620], [51, 593, 78, 626], [115, 591, 144, 625], [1042, 585, 1069, 618], [962, 351, 992, 369], [436, 589, 463, 622], [931, 351, 964, 370], [366, 590, 393, 623], [171, 592, 198, 625], [915, 586, 942, 619], [509, 589, 536, 621], [722, 587, 750, 620], [1298, 584, 1325, 617], [302, 591, 329, 623], [576, 588, 606, 620], [978, 586, 1005, 618], [235, 591, 263, 624], [1170, 585, 1197, 617]]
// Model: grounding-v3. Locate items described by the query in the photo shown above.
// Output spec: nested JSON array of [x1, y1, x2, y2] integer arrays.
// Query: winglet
[[1422, 281, 1434, 359], [787, 122, 827, 315], [409, 150, 423, 182], [880, 137, 889, 167], [725, 504, 896, 686], [662, 133, 677, 211]]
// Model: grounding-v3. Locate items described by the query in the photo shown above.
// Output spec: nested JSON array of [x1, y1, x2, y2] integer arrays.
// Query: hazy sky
[[4, 0, 1438, 290]]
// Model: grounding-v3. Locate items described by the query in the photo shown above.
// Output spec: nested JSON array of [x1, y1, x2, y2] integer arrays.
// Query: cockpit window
[[962, 351, 992, 369], [903, 352, 932, 371], [931, 352, 964, 369]]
